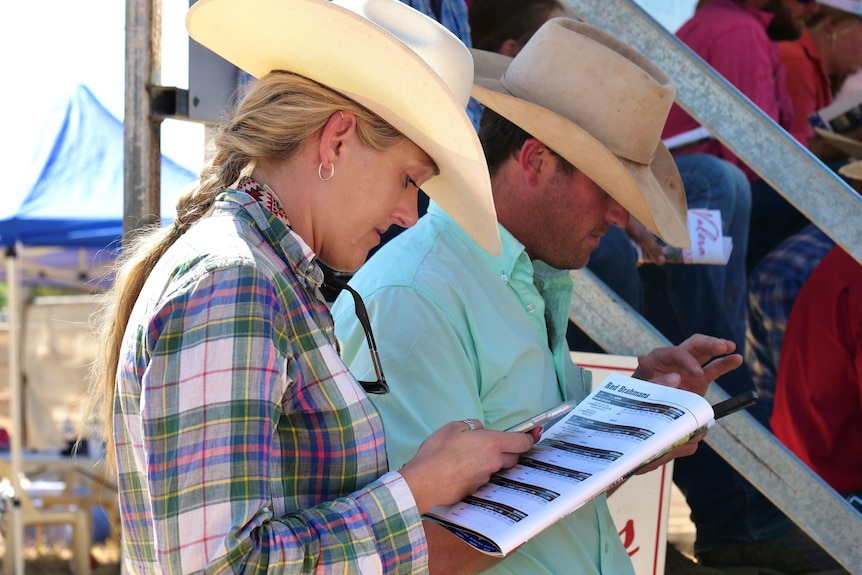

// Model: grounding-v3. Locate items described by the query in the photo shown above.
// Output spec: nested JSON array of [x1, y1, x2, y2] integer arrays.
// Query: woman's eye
[[406, 177, 420, 190]]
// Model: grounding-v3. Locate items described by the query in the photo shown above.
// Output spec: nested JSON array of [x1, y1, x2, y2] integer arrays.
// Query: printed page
[[809, 90, 862, 133], [425, 374, 714, 556]]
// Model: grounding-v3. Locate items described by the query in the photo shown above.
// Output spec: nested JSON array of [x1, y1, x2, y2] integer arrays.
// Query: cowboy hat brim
[[186, 0, 501, 255], [472, 49, 689, 248]]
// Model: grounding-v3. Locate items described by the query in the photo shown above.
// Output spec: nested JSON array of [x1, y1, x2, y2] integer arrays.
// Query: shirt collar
[[218, 178, 325, 289], [427, 200, 526, 280], [797, 28, 821, 62]]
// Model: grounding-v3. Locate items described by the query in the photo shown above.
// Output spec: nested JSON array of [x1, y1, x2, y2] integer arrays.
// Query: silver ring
[[461, 418, 477, 431]]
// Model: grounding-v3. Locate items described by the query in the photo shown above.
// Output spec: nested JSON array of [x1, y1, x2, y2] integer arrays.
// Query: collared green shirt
[[333, 203, 635, 575]]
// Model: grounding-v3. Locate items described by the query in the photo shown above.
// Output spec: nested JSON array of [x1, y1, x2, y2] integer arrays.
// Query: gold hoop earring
[[318, 161, 335, 181]]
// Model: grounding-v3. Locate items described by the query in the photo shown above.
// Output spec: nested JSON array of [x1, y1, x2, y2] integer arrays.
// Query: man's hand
[[632, 334, 743, 396], [634, 431, 707, 475]]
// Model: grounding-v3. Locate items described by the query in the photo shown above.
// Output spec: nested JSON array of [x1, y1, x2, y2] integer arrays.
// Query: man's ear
[[499, 38, 522, 57], [317, 111, 354, 167], [517, 138, 550, 188]]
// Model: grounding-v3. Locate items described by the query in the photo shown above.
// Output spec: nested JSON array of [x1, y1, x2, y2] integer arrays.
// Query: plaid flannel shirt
[[114, 183, 425, 574], [745, 224, 834, 419]]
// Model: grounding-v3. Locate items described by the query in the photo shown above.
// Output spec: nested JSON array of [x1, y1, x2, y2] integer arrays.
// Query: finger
[[702, 354, 744, 382], [650, 372, 681, 388], [458, 418, 482, 432], [500, 452, 524, 469], [682, 334, 737, 363], [657, 346, 705, 376]]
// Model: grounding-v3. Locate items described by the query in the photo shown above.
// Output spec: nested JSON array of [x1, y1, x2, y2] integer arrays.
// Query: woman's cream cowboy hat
[[471, 18, 690, 247], [186, 0, 501, 255]]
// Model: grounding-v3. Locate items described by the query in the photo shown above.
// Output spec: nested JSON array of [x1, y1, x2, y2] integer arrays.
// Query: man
[[664, 0, 819, 271], [334, 19, 742, 575]]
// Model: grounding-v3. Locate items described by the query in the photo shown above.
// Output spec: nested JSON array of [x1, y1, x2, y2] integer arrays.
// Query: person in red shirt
[[771, 245, 862, 502], [779, 2, 862, 159]]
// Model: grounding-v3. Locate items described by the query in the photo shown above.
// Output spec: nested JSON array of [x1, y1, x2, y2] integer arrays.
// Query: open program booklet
[[425, 373, 715, 556]]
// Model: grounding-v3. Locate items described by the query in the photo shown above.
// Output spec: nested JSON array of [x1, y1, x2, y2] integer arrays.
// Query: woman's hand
[[399, 420, 536, 515]]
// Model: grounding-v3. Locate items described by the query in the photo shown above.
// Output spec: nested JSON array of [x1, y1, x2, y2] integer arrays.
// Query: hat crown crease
[[345, 0, 473, 106], [501, 18, 675, 166]]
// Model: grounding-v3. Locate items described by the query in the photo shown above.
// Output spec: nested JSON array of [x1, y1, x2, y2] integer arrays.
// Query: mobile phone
[[505, 399, 580, 433], [712, 390, 759, 420]]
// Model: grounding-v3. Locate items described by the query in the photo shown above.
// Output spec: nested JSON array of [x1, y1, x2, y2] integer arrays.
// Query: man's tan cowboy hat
[[471, 18, 690, 247], [186, 0, 501, 255]]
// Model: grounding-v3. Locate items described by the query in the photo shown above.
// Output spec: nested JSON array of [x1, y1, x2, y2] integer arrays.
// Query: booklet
[[808, 91, 862, 134], [424, 373, 714, 557]]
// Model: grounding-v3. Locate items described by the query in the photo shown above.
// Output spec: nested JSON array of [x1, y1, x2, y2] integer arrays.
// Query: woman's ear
[[318, 111, 354, 167]]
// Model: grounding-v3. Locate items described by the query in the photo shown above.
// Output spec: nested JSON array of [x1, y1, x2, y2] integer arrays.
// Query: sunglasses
[[324, 272, 389, 394]]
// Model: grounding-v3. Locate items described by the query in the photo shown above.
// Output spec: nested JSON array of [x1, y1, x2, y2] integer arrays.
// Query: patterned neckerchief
[[236, 175, 291, 227]]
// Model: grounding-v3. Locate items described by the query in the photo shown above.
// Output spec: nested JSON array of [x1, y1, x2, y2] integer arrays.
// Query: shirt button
[[501, 273, 508, 282], [526, 304, 535, 313], [604, 542, 609, 553]]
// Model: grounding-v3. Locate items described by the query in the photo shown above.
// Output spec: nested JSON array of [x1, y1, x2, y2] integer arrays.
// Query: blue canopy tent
[[1, 84, 197, 288], [2, 85, 197, 552]]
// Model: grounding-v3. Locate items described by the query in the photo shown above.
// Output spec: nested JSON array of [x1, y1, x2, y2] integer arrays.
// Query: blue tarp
[[2, 85, 197, 287]]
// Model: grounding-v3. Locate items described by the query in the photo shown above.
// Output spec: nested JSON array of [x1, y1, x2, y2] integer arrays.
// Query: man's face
[[524, 155, 629, 270], [765, 0, 818, 41]]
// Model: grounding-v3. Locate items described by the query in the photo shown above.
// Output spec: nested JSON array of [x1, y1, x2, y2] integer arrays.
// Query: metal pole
[[6, 246, 24, 574], [124, 0, 163, 239]]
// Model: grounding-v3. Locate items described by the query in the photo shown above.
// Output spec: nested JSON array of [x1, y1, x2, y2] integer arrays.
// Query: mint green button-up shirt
[[333, 203, 635, 575]]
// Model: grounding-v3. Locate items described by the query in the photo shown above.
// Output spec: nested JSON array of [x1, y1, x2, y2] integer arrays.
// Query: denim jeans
[[672, 154, 751, 352], [747, 179, 810, 273]]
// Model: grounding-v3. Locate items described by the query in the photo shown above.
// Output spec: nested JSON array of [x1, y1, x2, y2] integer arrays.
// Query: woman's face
[[316, 137, 437, 272], [831, 20, 862, 76]]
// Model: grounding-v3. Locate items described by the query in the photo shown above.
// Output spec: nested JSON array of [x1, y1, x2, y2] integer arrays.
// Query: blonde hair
[[90, 71, 405, 466]]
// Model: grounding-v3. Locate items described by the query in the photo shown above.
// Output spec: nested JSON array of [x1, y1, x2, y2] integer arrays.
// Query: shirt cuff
[[354, 470, 428, 573]]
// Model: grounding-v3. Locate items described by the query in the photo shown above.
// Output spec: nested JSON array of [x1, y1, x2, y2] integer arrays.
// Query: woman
[[91, 0, 536, 572]]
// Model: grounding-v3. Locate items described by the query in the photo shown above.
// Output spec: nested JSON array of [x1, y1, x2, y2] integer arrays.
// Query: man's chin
[[766, 21, 805, 42]]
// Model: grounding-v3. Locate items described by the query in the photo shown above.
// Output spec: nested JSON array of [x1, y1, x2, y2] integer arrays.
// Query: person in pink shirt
[[663, 0, 819, 272]]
